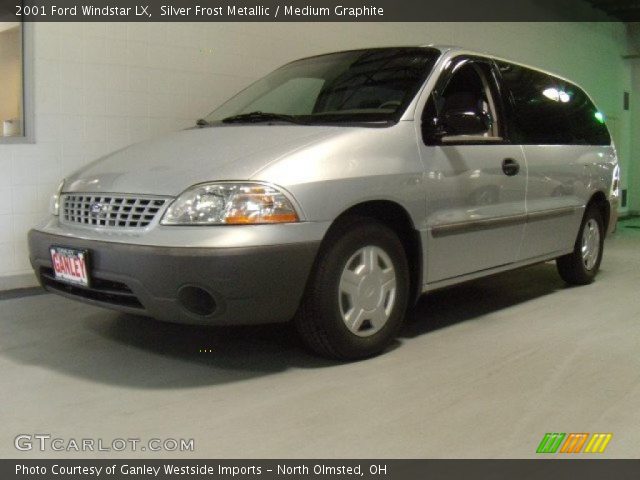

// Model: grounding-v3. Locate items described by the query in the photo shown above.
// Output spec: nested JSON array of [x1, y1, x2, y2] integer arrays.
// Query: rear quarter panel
[[519, 144, 617, 260]]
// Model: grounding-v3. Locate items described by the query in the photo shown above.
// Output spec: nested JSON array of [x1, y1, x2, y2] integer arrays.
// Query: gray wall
[[627, 23, 640, 214]]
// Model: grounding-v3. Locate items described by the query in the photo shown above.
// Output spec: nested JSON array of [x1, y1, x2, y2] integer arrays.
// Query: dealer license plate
[[50, 246, 90, 287]]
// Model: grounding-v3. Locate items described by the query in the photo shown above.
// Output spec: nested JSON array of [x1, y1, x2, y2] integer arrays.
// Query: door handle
[[502, 158, 520, 176]]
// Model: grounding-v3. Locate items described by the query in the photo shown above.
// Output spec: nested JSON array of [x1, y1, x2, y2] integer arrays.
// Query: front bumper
[[29, 229, 320, 325]]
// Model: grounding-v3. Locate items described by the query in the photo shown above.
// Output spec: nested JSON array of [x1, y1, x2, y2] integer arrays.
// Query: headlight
[[161, 182, 300, 225], [49, 180, 64, 216]]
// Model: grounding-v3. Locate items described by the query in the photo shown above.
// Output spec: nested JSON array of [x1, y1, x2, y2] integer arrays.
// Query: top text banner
[[0, 0, 624, 22]]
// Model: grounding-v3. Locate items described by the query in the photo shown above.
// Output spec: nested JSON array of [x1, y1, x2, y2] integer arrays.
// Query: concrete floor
[[1, 222, 639, 459]]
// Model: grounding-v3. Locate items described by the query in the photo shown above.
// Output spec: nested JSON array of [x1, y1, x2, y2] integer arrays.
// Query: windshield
[[203, 47, 440, 125]]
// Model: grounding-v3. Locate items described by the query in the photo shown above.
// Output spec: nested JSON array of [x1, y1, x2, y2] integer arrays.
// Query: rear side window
[[496, 61, 610, 146]]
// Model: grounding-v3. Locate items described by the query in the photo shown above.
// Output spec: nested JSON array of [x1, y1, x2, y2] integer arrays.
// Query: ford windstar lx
[[29, 46, 619, 359]]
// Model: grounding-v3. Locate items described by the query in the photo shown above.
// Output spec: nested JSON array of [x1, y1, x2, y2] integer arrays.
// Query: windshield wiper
[[196, 118, 210, 127], [221, 111, 307, 125]]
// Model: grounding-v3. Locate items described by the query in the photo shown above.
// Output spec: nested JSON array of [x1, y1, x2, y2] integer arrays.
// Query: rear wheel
[[556, 206, 604, 285], [295, 217, 409, 360]]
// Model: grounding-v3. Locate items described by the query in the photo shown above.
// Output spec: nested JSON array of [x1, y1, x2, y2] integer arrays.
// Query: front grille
[[40, 267, 144, 310], [61, 194, 169, 229]]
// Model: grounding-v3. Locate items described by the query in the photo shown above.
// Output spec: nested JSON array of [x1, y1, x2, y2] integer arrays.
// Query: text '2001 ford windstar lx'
[[29, 46, 619, 359]]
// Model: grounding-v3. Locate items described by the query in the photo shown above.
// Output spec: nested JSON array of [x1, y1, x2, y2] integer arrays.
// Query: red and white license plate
[[50, 246, 90, 287]]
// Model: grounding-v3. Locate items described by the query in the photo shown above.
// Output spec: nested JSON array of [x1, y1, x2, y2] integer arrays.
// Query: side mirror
[[440, 109, 492, 137]]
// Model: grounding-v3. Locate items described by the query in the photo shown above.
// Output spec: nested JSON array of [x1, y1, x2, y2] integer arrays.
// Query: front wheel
[[556, 206, 604, 285], [295, 217, 410, 360]]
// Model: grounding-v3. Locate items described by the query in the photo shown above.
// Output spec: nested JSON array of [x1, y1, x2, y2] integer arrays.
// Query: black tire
[[556, 206, 604, 285], [295, 216, 410, 360]]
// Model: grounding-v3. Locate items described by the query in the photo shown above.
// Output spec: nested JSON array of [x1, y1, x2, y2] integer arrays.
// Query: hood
[[64, 125, 344, 196]]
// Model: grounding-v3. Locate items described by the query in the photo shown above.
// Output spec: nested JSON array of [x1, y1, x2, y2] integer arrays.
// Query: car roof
[[283, 45, 583, 92], [426, 44, 576, 85]]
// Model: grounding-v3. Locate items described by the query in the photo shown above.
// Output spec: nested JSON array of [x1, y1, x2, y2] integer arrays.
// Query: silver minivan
[[29, 46, 619, 359]]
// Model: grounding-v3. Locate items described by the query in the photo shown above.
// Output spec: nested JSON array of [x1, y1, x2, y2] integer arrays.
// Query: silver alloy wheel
[[581, 218, 601, 271], [338, 245, 397, 337]]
